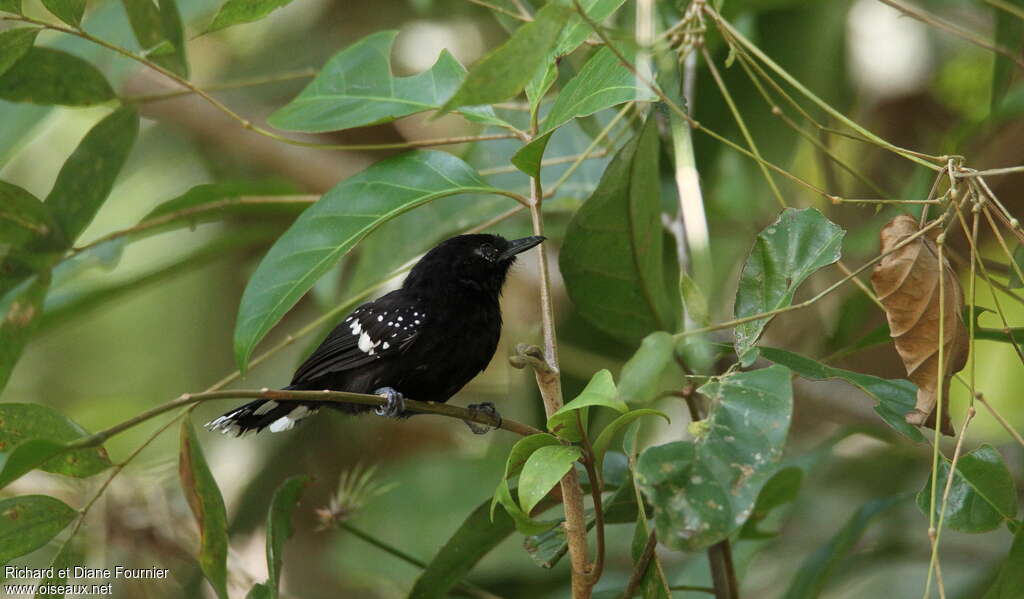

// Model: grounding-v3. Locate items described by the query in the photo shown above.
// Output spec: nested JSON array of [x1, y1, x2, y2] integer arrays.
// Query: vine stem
[[0, 15, 528, 146]]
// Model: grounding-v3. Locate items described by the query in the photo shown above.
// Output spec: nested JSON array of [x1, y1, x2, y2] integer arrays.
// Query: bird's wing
[[291, 292, 426, 384]]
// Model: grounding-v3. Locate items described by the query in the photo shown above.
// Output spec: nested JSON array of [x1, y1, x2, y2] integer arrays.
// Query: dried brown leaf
[[870, 215, 968, 436]]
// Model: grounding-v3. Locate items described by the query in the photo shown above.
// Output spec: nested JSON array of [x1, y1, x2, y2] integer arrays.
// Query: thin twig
[[121, 68, 316, 104], [465, 0, 530, 21], [620, 530, 658, 599]]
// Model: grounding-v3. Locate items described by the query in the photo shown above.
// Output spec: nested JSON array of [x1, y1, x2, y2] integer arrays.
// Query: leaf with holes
[[179, 420, 229, 599], [233, 151, 503, 370], [916, 444, 1018, 533], [0, 495, 76, 563], [0, 403, 111, 480], [560, 116, 679, 344], [269, 31, 504, 132], [636, 365, 793, 551], [733, 208, 844, 365]]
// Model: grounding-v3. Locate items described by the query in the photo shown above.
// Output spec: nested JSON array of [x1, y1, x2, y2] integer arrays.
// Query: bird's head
[[403, 234, 545, 295]]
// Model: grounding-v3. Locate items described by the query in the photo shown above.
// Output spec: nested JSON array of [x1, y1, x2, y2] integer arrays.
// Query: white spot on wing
[[358, 332, 373, 353]]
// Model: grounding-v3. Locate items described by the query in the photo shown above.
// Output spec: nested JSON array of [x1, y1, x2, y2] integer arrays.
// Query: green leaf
[[759, 345, 926, 443], [503, 433, 561, 480], [0, 180, 56, 250], [409, 498, 515, 599], [245, 584, 273, 599], [233, 151, 501, 370], [268, 31, 504, 133], [206, 0, 294, 33], [492, 478, 559, 535], [0, 28, 37, 77], [560, 116, 679, 344], [0, 275, 50, 394], [1007, 243, 1024, 288], [179, 420, 229, 599], [740, 466, 803, 539], [0, 495, 76, 563], [518, 445, 582, 514], [438, 2, 567, 113], [121, 0, 188, 76], [984, 523, 1024, 599], [636, 365, 793, 551], [991, 0, 1024, 113], [0, 440, 64, 491], [0, 403, 111, 479], [0, 47, 114, 106], [547, 369, 621, 441], [592, 409, 669, 474], [0, 0, 22, 14], [783, 495, 904, 599], [40, 0, 84, 26], [35, 532, 84, 599], [46, 108, 139, 244], [141, 181, 303, 223], [264, 475, 309, 597], [514, 46, 657, 176], [618, 332, 675, 405], [916, 444, 1018, 533], [733, 208, 844, 365]]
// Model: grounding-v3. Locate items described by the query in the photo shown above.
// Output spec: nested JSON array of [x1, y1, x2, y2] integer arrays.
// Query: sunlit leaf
[[547, 369, 621, 441], [40, 0, 84, 26], [759, 345, 926, 443], [439, 2, 567, 113], [233, 151, 503, 370], [518, 445, 582, 514], [0, 403, 110, 479], [502, 434, 561, 480], [733, 208, 844, 365], [206, 0, 295, 34], [0, 28, 37, 77], [268, 31, 504, 133], [783, 495, 904, 599], [46, 108, 139, 244], [0, 47, 113, 107], [560, 116, 679, 343], [916, 444, 1018, 533], [636, 365, 793, 551], [514, 46, 656, 176], [0, 495, 76, 563], [179, 420, 229, 599]]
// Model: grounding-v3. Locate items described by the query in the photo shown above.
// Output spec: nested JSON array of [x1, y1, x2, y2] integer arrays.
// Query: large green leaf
[[0, 28, 37, 77], [268, 31, 503, 133], [514, 46, 657, 176], [0, 440, 63, 491], [179, 420, 229, 599], [636, 365, 793, 551], [121, 0, 188, 76], [617, 331, 675, 405], [0, 48, 113, 106], [783, 495, 904, 599], [438, 2, 567, 113], [560, 116, 679, 343], [233, 151, 502, 370], [40, 0, 84, 26], [0, 275, 50, 394], [984, 524, 1024, 599], [206, 0, 294, 34], [0, 495, 76, 563], [547, 369, 623, 441], [0, 403, 111, 479], [46, 108, 139, 244], [759, 345, 926, 442], [264, 475, 309, 598], [916, 444, 1018, 533], [409, 498, 515, 599], [518, 445, 582, 514], [733, 208, 844, 364], [991, 0, 1024, 112]]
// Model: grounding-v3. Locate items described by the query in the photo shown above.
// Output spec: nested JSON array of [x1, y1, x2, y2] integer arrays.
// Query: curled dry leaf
[[870, 215, 968, 436]]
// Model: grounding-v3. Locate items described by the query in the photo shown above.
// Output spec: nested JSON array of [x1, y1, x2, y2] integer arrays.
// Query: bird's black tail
[[204, 389, 321, 436]]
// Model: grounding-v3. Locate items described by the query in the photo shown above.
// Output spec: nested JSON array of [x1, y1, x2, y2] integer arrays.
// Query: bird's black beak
[[500, 236, 545, 261]]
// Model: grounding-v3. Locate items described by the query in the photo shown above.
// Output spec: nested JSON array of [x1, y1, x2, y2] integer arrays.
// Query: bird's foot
[[374, 387, 406, 418], [465, 402, 501, 435]]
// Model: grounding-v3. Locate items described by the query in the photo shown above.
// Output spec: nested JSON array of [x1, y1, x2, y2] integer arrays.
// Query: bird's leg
[[465, 402, 502, 435], [374, 387, 406, 418]]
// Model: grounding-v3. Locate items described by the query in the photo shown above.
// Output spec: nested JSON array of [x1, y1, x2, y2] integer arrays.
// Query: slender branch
[[986, 0, 1024, 20], [877, 0, 1024, 71], [465, 0, 530, 21], [121, 68, 316, 104], [958, 165, 1024, 177], [620, 530, 657, 599], [0, 15, 528, 145], [577, 411, 605, 585]]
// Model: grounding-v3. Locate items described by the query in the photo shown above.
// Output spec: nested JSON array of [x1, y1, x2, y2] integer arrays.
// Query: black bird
[[205, 234, 545, 436]]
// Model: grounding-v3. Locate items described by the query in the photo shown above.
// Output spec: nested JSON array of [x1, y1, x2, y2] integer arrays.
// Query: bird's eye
[[476, 244, 499, 262]]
